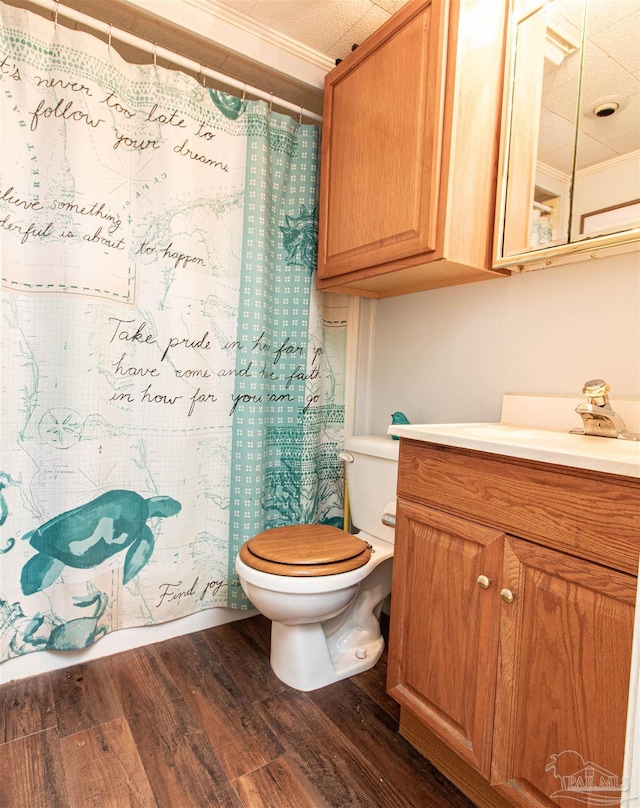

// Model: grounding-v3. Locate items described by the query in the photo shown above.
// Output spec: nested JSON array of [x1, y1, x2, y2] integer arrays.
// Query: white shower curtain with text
[[0, 3, 346, 662]]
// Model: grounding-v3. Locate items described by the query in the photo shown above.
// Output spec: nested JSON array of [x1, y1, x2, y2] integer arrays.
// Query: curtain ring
[[108, 23, 112, 49], [298, 105, 304, 124], [241, 83, 247, 101], [269, 92, 273, 111], [54, 0, 59, 29], [200, 65, 206, 87], [153, 42, 157, 66]]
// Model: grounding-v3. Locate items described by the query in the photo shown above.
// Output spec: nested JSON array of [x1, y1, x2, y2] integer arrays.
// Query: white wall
[[366, 251, 640, 435]]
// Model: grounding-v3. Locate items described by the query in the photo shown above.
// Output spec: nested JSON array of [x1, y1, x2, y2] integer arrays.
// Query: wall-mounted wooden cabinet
[[388, 439, 638, 808], [317, 0, 510, 298]]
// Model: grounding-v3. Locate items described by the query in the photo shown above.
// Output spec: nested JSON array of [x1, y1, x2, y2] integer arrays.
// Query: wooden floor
[[0, 614, 474, 808]]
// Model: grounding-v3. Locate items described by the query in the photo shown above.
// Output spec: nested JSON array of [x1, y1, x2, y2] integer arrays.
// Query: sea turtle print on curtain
[[0, 6, 347, 660]]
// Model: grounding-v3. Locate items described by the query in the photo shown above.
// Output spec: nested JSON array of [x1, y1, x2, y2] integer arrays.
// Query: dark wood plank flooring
[[0, 614, 474, 808]]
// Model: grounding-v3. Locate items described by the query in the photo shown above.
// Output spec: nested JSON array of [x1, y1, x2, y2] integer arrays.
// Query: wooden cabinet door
[[318, 0, 447, 279], [387, 499, 505, 778], [492, 536, 636, 808]]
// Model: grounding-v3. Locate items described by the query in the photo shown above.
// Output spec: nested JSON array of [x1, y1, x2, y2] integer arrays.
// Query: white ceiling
[[538, 0, 640, 173], [214, 0, 410, 63]]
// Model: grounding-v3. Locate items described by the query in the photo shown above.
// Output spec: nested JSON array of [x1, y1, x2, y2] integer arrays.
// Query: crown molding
[[118, 0, 333, 91], [186, 0, 333, 70], [576, 149, 640, 179], [537, 160, 572, 184]]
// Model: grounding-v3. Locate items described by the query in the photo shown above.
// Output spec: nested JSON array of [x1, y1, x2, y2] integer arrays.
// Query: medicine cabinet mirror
[[494, 0, 640, 270]]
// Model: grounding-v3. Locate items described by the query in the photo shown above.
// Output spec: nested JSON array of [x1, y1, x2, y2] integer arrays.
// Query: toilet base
[[270, 620, 385, 691], [268, 557, 393, 691]]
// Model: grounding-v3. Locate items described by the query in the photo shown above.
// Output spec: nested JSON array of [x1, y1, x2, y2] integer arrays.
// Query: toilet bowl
[[235, 435, 399, 691]]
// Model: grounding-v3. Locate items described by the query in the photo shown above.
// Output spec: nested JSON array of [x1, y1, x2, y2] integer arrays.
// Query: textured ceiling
[[214, 0, 411, 63], [538, 0, 639, 173]]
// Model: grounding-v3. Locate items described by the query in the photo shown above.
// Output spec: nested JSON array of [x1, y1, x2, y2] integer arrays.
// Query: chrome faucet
[[571, 379, 640, 441]]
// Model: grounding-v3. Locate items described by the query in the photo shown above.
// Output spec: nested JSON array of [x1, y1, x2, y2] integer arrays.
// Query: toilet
[[235, 435, 399, 691]]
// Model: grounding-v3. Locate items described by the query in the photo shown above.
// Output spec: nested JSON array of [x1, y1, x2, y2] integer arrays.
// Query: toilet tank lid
[[343, 435, 399, 461]]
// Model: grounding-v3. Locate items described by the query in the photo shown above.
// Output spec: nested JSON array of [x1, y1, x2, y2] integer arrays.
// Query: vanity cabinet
[[316, 0, 510, 298], [388, 439, 639, 808]]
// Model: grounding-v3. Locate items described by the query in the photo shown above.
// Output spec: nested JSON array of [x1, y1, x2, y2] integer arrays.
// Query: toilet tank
[[342, 435, 399, 544]]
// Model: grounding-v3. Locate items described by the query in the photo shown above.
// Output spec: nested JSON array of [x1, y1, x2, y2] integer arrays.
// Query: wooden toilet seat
[[239, 524, 372, 576]]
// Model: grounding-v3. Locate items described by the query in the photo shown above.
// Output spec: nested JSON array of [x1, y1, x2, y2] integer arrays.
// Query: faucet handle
[[582, 379, 610, 405], [573, 379, 640, 441]]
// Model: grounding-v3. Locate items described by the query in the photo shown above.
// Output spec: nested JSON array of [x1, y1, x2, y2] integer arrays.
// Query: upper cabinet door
[[319, 0, 446, 278], [317, 0, 509, 298], [494, 0, 640, 271]]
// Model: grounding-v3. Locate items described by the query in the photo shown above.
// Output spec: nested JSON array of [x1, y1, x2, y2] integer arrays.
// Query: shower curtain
[[0, 3, 347, 660]]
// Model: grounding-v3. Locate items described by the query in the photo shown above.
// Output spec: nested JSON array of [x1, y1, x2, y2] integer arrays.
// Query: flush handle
[[477, 575, 491, 590], [339, 451, 354, 463], [382, 500, 397, 528], [500, 588, 515, 604]]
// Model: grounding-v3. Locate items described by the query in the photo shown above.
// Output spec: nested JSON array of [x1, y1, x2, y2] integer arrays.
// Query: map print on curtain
[[0, 3, 347, 661]]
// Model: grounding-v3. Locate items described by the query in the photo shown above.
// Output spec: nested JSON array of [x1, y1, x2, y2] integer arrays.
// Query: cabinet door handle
[[477, 575, 491, 590], [500, 588, 515, 603]]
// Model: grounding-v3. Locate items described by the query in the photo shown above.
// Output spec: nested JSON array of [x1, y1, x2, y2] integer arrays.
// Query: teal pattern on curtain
[[227, 107, 345, 607], [0, 3, 347, 661]]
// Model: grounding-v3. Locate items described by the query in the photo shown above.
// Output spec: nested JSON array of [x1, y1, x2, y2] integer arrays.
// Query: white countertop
[[387, 422, 640, 477], [387, 395, 640, 478]]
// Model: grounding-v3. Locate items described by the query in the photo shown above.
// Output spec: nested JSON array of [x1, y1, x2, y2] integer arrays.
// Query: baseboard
[[1, 607, 257, 684]]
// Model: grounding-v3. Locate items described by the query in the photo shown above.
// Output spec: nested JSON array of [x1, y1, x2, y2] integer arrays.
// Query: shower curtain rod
[[20, 0, 323, 123]]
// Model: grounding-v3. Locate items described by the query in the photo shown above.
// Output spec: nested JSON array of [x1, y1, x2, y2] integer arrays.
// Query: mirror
[[496, 0, 640, 266]]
